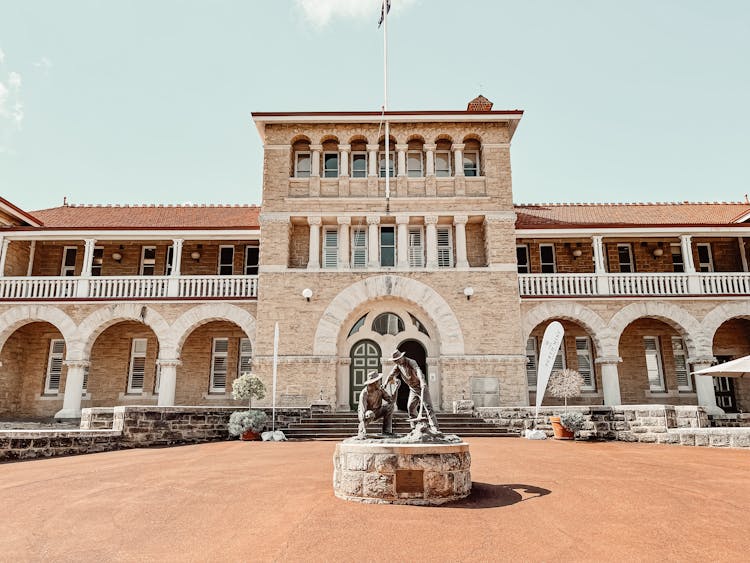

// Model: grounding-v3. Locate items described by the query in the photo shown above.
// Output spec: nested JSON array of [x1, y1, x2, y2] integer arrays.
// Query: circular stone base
[[333, 442, 471, 505]]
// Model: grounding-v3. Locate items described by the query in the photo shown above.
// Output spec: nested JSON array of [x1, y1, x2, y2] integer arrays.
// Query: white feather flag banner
[[536, 321, 564, 410]]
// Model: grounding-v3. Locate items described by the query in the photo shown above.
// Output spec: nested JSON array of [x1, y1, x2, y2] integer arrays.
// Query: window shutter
[[352, 228, 367, 268], [128, 338, 148, 393], [82, 365, 89, 392], [408, 227, 424, 267], [576, 337, 594, 389], [239, 338, 253, 375], [525, 337, 538, 387], [437, 227, 453, 267], [643, 336, 664, 390], [672, 337, 691, 390], [211, 338, 229, 392], [323, 229, 338, 269], [45, 339, 65, 393], [553, 341, 566, 371]]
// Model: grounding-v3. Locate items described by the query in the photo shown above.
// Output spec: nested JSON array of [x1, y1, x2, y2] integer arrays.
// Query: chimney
[[467, 95, 493, 112]]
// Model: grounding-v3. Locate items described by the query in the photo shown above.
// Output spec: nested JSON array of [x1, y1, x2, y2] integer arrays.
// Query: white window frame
[[672, 337, 692, 391], [670, 243, 684, 273], [435, 150, 452, 177], [164, 246, 174, 276], [463, 150, 480, 176], [294, 151, 311, 178], [244, 244, 259, 275], [437, 226, 454, 268], [408, 226, 425, 268], [644, 336, 666, 392], [517, 244, 530, 273], [378, 150, 395, 178], [238, 338, 253, 377], [218, 245, 234, 275], [539, 243, 556, 273], [127, 338, 148, 394], [526, 337, 538, 388], [575, 337, 595, 391], [351, 152, 367, 178], [617, 243, 635, 273], [140, 246, 156, 276], [351, 227, 367, 269], [322, 227, 339, 269], [91, 246, 104, 277], [44, 339, 65, 394], [210, 337, 229, 393], [380, 226, 396, 267], [61, 246, 77, 277], [407, 150, 423, 177], [696, 243, 714, 272], [323, 151, 339, 178]]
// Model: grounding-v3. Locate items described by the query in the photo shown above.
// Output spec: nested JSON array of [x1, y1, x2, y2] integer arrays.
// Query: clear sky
[[1, 0, 748, 211]]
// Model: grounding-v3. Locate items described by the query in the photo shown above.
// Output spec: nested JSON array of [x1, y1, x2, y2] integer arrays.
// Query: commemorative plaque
[[395, 469, 424, 493]]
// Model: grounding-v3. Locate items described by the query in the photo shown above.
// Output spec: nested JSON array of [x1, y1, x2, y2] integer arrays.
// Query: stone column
[[690, 356, 721, 413], [0, 236, 8, 277], [27, 240, 36, 276], [308, 217, 321, 269], [454, 215, 469, 268], [425, 215, 438, 268], [596, 356, 622, 406], [452, 143, 465, 177], [592, 235, 609, 295], [395, 144, 408, 177], [396, 215, 409, 269], [339, 144, 350, 177], [367, 216, 380, 268], [738, 237, 748, 272], [156, 358, 182, 406], [367, 144, 379, 177], [424, 144, 436, 176], [76, 239, 96, 298], [310, 144, 322, 177], [681, 234, 701, 293], [55, 359, 90, 419], [337, 216, 351, 269]]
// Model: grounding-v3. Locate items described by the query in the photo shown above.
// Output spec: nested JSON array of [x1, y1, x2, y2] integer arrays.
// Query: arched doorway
[[349, 339, 382, 409], [395, 339, 427, 411]]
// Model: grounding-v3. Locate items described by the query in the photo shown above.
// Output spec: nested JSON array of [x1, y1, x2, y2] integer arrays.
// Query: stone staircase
[[282, 412, 520, 440]]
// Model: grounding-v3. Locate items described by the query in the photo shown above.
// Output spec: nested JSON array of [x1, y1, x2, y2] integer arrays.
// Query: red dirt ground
[[1, 438, 748, 562]]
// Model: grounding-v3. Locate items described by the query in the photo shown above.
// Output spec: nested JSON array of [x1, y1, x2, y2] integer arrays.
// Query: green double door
[[349, 340, 382, 410]]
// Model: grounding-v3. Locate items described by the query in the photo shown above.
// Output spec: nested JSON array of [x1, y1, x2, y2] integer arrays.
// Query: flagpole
[[383, 0, 390, 213], [272, 321, 279, 432]]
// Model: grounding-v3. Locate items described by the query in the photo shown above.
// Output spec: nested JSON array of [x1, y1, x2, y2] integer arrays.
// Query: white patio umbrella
[[693, 355, 750, 378]]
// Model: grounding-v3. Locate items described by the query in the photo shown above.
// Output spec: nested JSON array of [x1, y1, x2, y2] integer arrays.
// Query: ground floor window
[[575, 337, 595, 390], [643, 336, 665, 391], [238, 338, 253, 376], [127, 338, 148, 394], [210, 338, 229, 393], [44, 339, 65, 394], [672, 337, 691, 391]]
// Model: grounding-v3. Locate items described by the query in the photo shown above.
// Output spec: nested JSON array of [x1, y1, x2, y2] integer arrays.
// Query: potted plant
[[547, 368, 584, 440], [229, 373, 267, 441]]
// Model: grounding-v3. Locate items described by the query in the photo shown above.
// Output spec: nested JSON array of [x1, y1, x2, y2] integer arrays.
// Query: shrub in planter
[[231, 373, 265, 408], [228, 409, 268, 439], [559, 411, 585, 433], [547, 369, 585, 440]]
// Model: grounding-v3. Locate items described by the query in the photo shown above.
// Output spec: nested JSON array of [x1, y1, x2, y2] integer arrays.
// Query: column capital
[[338, 144, 351, 152], [156, 358, 182, 368], [451, 143, 466, 151], [172, 238, 184, 245], [395, 215, 410, 225], [366, 215, 381, 225], [337, 216, 352, 226], [595, 356, 622, 365], [453, 215, 469, 225], [309, 144, 323, 152], [84, 238, 97, 245], [423, 143, 436, 151], [424, 215, 439, 225], [63, 359, 90, 369], [366, 144, 379, 152], [395, 143, 408, 151], [307, 216, 322, 226]]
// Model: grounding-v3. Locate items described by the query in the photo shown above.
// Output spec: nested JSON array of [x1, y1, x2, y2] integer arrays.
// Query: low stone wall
[[0, 430, 122, 462], [710, 414, 750, 428]]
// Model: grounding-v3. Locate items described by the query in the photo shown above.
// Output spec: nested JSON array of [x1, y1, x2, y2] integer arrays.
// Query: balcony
[[0, 275, 258, 301], [519, 272, 750, 298]]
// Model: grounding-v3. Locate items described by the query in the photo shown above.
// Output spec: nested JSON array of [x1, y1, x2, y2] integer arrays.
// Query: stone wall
[[0, 429, 122, 462]]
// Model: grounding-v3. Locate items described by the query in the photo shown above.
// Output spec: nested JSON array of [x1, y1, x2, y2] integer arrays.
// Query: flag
[[378, 0, 391, 28]]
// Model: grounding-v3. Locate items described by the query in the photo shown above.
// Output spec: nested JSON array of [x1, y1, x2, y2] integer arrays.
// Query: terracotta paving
[[1, 439, 748, 562]]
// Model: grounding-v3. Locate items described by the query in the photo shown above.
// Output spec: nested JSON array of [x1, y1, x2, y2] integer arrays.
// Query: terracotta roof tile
[[514, 202, 750, 228], [29, 204, 260, 229]]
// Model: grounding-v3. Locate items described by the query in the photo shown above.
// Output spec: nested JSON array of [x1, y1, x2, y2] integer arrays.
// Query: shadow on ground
[[445, 482, 551, 509]]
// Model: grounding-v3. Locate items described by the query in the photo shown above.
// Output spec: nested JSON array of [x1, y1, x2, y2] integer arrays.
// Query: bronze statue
[[386, 350, 440, 432], [357, 371, 397, 438]]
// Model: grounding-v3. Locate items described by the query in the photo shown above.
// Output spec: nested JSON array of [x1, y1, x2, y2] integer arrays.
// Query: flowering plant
[[547, 369, 584, 411], [228, 409, 268, 436], [232, 373, 265, 407], [559, 411, 585, 432]]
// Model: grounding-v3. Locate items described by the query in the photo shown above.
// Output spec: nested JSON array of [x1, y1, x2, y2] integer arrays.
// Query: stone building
[[1, 96, 749, 420]]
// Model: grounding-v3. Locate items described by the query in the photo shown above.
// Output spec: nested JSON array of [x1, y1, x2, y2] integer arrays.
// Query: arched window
[[372, 312, 405, 336], [408, 313, 430, 337], [292, 138, 311, 178], [348, 314, 367, 338], [463, 139, 481, 176]]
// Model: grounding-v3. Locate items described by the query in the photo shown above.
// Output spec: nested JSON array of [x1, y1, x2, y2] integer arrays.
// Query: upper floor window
[[295, 152, 311, 178], [517, 245, 530, 273], [379, 151, 395, 178], [408, 227, 424, 267], [372, 312, 405, 336], [617, 243, 635, 273], [140, 246, 156, 276], [435, 151, 451, 177], [697, 243, 714, 272], [245, 244, 259, 275], [91, 246, 104, 276], [323, 228, 339, 269], [351, 228, 367, 268], [218, 245, 234, 275], [380, 226, 396, 267], [437, 227, 453, 268], [539, 244, 556, 273], [61, 247, 77, 276], [463, 151, 480, 176], [351, 152, 367, 178], [407, 151, 423, 177], [323, 152, 339, 178], [165, 246, 174, 275], [671, 243, 684, 273]]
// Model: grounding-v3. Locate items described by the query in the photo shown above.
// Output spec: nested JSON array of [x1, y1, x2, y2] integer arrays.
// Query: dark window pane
[[380, 228, 394, 246], [381, 247, 395, 267], [540, 246, 554, 263], [64, 249, 77, 267], [143, 247, 156, 260]]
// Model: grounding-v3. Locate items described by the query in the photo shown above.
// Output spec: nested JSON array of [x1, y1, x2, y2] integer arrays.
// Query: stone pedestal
[[333, 442, 471, 505]]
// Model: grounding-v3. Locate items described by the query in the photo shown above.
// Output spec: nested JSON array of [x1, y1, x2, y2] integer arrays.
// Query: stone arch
[[607, 302, 707, 357], [0, 305, 78, 355], [290, 134, 311, 145], [521, 303, 610, 356], [169, 303, 257, 357], [320, 134, 339, 144], [348, 134, 369, 145], [313, 275, 464, 356], [406, 133, 425, 144], [434, 133, 454, 144], [462, 133, 483, 144], [701, 301, 750, 346], [75, 304, 171, 360]]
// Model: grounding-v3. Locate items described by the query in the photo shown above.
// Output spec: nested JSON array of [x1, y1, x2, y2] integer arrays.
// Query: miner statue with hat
[[357, 371, 398, 438], [387, 349, 440, 433]]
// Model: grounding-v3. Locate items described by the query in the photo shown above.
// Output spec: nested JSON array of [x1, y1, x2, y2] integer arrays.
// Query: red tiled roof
[[514, 202, 750, 229], [28, 204, 261, 230], [0, 196, 43, 227]]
